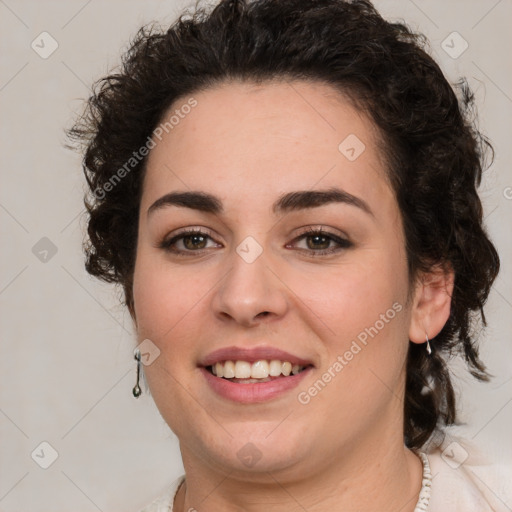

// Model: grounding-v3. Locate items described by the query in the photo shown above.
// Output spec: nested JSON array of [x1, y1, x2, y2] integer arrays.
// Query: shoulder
[[425, 438, 511, 512], [138, 475, 185, 512]]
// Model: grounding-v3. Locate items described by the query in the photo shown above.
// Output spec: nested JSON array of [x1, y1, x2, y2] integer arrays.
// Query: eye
[[288, 227, 352, 256], [158, 228, 221, 255], [158, 226, 352, 257]]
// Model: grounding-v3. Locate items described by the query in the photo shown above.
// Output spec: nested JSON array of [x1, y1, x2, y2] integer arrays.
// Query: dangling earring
[[425, 333, 432, 355], [133, 348, 142, 398]]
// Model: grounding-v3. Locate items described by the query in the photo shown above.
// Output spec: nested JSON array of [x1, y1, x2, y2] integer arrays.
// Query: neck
[[175, 425, 423, 512]]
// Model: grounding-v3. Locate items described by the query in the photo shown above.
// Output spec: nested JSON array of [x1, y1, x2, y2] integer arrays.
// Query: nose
[[212, 245, 288, 327]]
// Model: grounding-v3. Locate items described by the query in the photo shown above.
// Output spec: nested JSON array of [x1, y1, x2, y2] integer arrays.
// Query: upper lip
[[199, 346, 315, 367]]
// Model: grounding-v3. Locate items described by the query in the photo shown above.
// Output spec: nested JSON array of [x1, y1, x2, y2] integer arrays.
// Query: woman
[[69, 0, 504, 510]]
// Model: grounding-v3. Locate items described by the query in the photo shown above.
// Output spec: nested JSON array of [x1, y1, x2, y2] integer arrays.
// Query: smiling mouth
[[206, 359, 312, 383]]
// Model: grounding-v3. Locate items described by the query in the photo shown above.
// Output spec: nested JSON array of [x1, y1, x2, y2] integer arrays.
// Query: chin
[[195, 424, 311, 475]]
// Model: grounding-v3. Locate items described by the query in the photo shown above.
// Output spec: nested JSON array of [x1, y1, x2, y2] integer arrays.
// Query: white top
[[139, 443, 511, 512]]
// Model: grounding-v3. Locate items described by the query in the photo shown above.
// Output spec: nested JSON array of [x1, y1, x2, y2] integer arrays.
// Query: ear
[[408, 263, 454, 344]]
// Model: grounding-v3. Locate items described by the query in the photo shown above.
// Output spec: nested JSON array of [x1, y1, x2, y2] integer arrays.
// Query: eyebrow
[[147, 187, 374, 217]]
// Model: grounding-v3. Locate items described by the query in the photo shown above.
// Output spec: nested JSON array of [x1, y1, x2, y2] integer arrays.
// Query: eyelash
[[158, 226, 352, 257]]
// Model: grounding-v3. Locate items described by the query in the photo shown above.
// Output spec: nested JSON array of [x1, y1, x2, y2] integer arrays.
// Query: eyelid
[[294, 225, 349, 240], [287, 226, 352, 254], [157, 226, 221, 251]]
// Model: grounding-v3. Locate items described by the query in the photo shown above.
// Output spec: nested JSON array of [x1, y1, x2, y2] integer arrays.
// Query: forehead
[[141, 79, 394, 215]]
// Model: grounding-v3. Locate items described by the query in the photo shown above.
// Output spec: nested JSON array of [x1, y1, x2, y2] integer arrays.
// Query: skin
[[131, 79, 454, 512]]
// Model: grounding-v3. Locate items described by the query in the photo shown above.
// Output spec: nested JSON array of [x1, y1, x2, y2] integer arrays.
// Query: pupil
[[185, 234, 206, 250], [308, 235, 329, 250]]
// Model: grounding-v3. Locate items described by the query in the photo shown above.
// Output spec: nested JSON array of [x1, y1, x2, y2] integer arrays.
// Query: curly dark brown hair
[[68, 0, 500, 449]]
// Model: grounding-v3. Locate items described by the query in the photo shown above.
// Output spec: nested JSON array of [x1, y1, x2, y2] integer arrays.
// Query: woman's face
[[132, 79, 418, 476]]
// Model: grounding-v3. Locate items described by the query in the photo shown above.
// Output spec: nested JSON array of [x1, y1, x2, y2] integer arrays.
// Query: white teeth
[[281, 361, 292, 376], [234, 361, 252, 379], [251, 360, 269, 378], [223, 360, 235, 378], [269, 359, 282, 377], [210, 359, 306, 379]]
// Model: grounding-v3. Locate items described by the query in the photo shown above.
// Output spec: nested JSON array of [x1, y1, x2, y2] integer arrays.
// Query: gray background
[[0, 0, 511, 511]]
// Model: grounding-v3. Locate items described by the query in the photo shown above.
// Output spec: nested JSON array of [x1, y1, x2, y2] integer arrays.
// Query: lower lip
[[200, 366, 313, 403]]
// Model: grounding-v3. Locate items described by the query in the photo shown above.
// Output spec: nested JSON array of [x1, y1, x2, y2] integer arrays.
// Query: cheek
[[288, 250, 408, 339], [290, 249, 410, 395], [133, 251, 204, 340], [131, 252, 208, 428], [295, 283, 409, 427]]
